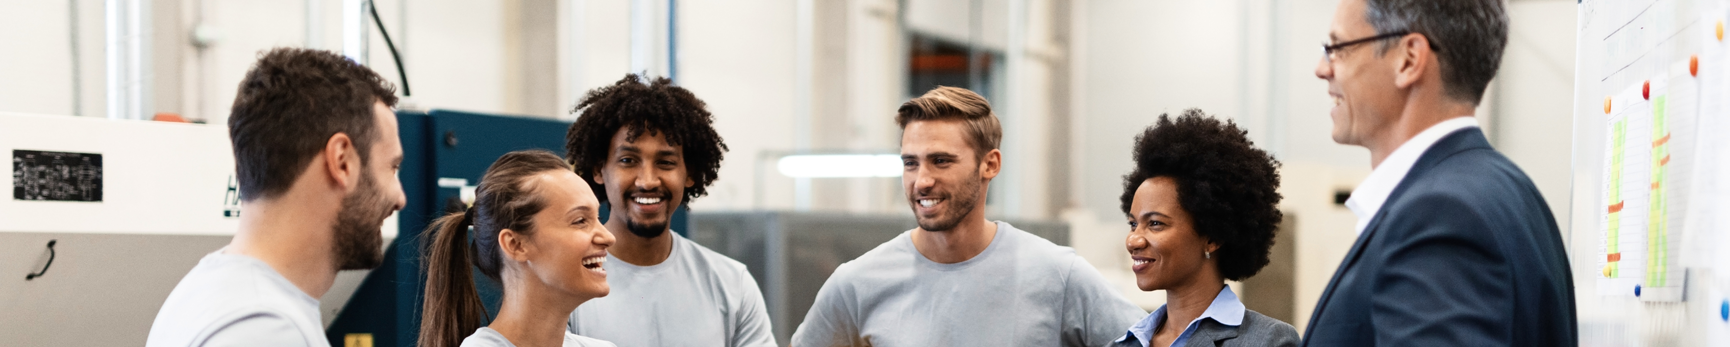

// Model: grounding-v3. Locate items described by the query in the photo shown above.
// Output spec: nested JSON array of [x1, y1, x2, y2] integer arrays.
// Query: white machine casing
[[0, 112, 393, 345]]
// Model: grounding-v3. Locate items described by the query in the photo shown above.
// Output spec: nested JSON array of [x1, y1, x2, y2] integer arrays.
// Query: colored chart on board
[[1599, 80, 1653, 299], [1573, 2, 1730, 344], [1649, 95, 1671, 289]]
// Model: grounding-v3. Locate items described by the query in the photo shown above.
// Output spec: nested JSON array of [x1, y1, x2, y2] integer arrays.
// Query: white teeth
[[918, 199, 938, 207], [633, 197, 662, 205], [1133, 260, 1150, 266], [583, 257, 604, 267]]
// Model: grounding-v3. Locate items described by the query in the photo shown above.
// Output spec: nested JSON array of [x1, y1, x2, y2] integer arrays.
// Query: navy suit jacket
[[1301, 128, 1577, 346]]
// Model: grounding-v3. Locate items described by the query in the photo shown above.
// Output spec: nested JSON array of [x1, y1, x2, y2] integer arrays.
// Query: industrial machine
[[0, 112, 331, 345], [0, 110, 690, 346]]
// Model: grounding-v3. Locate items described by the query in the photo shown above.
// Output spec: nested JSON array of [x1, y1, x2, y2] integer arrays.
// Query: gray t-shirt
[[568, 232, 776, 347], [790, 221, 1145, 347], [147, 251, 328, 347], [461, 327, 615, 347]]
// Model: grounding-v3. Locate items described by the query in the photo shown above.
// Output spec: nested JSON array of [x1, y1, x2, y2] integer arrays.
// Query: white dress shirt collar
[[1345, 116, 1480, 236]]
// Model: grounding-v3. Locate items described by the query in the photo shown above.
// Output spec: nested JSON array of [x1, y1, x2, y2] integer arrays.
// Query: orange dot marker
[[1718, 21, 1725, 41], [1605, 96, 1613, 114], [1643, 81, 1651, 100], [1692, 55, 1700, 77]]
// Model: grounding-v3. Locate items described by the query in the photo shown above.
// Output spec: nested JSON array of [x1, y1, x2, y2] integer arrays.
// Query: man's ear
[[323, 133, 362, 191], [1392, 34, 1433, 89], [979, 149, 1003, 180]]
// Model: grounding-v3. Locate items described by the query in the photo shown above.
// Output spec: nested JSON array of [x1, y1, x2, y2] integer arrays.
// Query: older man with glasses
[[1302, 0, 1577, 346]]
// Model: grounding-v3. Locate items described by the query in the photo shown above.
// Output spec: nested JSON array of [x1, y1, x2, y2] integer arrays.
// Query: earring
[[1205, 251, 1211, 259]]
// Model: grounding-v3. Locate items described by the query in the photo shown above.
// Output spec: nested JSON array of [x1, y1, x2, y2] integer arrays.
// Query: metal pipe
[[667, 0, 677, 83], [342, 0, 368, 64], [105, 0, 151, 120], [70, 0, 81, 117], [1002, 0, 1028, 216], [629, 0, 655, 75], [793, 0, 813, 211], [967, 0, 982, 90], [565, 0, 586, 106], [1266, 0, 1287, 156], [307, 0, 323, 49]]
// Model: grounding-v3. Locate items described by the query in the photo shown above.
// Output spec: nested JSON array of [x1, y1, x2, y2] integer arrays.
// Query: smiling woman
[[1112, 109, 1296, 347], [418, 150, 618, 347]]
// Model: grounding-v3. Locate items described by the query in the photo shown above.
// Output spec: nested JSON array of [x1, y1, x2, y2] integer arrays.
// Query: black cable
[[368, 0, 411, 96]]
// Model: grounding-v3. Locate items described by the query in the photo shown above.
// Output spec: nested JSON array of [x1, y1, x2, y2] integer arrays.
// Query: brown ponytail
[[418, 150, 573, 347]]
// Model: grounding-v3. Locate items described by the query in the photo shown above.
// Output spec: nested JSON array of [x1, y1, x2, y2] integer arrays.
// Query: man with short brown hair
[[790, 86, 1143, 347], [148, 47, 406, 347]]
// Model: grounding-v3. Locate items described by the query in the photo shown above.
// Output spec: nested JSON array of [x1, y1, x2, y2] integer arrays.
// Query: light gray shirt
[[461, 327, 615, 347], [790, 221, 1146, 347], [146, 251, 328, 347], [568, 232, 776, 347]]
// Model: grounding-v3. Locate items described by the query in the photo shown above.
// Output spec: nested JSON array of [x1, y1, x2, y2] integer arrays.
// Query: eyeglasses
[[1321, 31, 1413, 63]]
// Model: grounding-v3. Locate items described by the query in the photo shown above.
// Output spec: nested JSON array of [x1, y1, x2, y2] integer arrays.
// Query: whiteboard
[[1571, 0, 1730, 345]]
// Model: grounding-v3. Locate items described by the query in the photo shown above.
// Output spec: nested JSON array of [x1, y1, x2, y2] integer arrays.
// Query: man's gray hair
[[1364, 0, 1508, 105]]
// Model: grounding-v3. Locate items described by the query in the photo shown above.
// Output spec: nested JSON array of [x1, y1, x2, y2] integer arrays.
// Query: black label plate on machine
[[12, 150, 104, 202]]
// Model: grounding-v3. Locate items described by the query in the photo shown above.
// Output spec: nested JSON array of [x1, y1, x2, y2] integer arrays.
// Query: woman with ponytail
[[420, 150, 617, 347]]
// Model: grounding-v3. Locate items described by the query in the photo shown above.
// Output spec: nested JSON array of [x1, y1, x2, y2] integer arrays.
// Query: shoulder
[[1385, 148, 1546, 233], [826, 230, 917, 280], [150, 255, 321, 346], [460, 328, 512, 347], [567, 333, 617, 347], [676, 234, 755, 281], [1402, 142, 1536, 205], [996, 224, 1087, 277], [994, 223, 1075, 260], [1234, 310, 1299, 346], [191, 312, 318, 347]]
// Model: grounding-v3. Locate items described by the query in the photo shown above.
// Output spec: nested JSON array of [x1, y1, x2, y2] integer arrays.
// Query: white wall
[[0, 0, 104, 117], [0, 0, 78, 116], [1497, 0, 1578, 235], [676, 1, 799, 211], [1075, 0, 1254, 219], [0, 0, 545, 122]]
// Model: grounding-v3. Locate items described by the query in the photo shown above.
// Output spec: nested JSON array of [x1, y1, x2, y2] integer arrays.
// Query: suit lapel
[[1302, 208, 1388, 336], [1301, 128, 1491, 339], [1185, 321, 1240, 347]]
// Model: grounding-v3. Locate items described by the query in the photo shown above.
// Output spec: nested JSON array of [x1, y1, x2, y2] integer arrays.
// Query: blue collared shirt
[[1114, 285, 1245, 347]]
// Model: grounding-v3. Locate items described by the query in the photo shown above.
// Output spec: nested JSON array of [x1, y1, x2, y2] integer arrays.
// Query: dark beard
[[914, 173, 984, 232], [626, 218, 668, 238], [619, 186, 673, 238], [332, 172, 388, 270]]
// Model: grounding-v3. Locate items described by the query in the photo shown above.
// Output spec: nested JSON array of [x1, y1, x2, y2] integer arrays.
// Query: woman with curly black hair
[[1110, 109, 1297, 347]]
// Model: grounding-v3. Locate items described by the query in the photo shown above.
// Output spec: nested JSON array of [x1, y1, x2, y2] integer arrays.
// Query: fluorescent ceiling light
[[777, 154, 903, 178]]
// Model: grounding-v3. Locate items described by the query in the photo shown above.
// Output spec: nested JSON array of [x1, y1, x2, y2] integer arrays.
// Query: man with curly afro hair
[[1112, 109, 1298, 347], [561, 74, 775, 347]]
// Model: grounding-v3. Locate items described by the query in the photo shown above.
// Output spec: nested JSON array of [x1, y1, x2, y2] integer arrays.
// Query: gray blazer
[[1112, 309, 1299, 347]]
